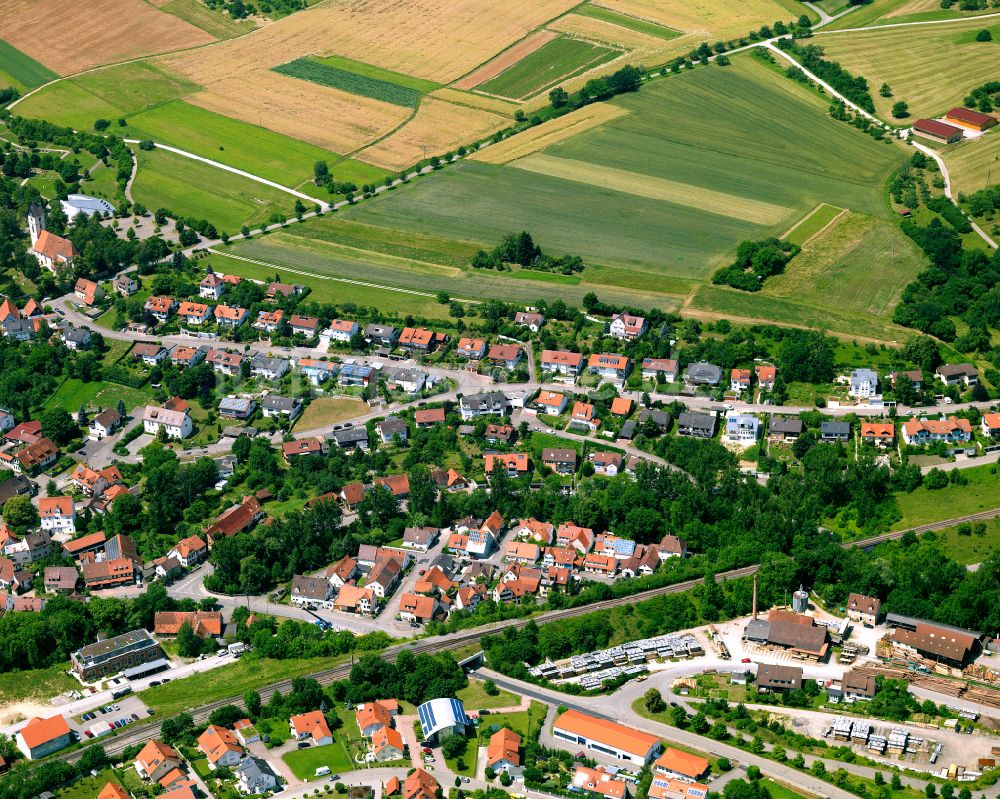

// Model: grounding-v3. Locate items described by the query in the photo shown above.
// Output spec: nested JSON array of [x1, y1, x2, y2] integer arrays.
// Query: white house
[[849, 368, 878, 399], [609, 312, 647, 340], [724, 411, 759, 444], [237, 756, 279, 795], [142, 405, 193, 439], [39, 496, 75, 534], [321, 319, 359, 345]]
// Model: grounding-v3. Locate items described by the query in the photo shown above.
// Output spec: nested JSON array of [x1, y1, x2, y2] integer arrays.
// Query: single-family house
[[198, 725, 244, 769], [39, 496, 75, 534], [261, 394, 301, 419], [365, 324, 399, 346], [755, 364, 776, 390], [684, 362, 722, 387], [724, 411, 758, 443], [860, 422, 895, 447], [133, 342, 168, 367], [253, 310, 284, 334], [677, 412, 715, 439], [74, 278, 104, 306], [291, 574, 334, 609], [214, 305, 248, 327], [534, 391, 568, 416], [541, 350, 584, 380], [289, 315, 320, 337], [415, 407, 447, 427], [484, 453, 530, 478], [588, 354, 631, 383], [143, 404, 192, 439], [488, 343, 522, 369], [289, 710, 333, 746], [144, 296, 176, 323], [590, 451, 624, 476], [88, 408, 122, 441], [113, 274, 139, 296], [542, 448, 577, 475], [514, 310, 544, 332], [849, 368, 879, 399], [177, 301, 211, 326], [820, 421, 850, 442], [935, 363, 978, 387], [641, 358, 679, 382], [460, 391, 507, 420], [321, 319, 359, 345], [730, 369, 751, 393], [377, 417, 409, 443], [456, 337, 487, 359], [609, 312, 647, 340]]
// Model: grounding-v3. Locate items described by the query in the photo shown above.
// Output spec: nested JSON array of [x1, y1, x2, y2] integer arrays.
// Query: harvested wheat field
[[358, 97, 508, 170], [471, 104, 628, 164], [453, 30, 560, 89], [188, 70, 412, 154], [592, 0, 794, 43], [430, 88, 519, 116], [162, 0, 580, 86], [548, 14, 668, 51], [511, 153, 793, 223], [0, 0, 214, 75]]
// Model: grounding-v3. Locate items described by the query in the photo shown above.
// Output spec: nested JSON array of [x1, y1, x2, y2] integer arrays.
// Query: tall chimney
[[752, 573, 758, 620]]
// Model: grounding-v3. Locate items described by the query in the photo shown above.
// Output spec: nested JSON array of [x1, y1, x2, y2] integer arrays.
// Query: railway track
[[45, 506, 1000, 765]]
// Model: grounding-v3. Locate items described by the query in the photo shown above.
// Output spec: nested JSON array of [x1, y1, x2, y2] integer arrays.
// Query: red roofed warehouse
[[945, 107, 997, 131], [552, 709, 661, 766], [912, 119, 963, 144]]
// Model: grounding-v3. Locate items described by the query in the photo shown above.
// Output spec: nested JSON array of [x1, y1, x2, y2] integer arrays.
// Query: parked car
[[297, 741, 310, 749], [85, 730, 93, 738], [741, 658, 752, 663], [422, 748, 432, 755]]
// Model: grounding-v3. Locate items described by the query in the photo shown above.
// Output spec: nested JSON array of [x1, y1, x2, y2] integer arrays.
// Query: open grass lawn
[[0, 39, 58, 90], [223, 231, 673, 315], [476, 700, 546, 742], [45, 378, 153, 415], [16, 62, 199, 132], [202, 249, 451, 319], [457, 679, 521, 710], [0, 662, 76, 707], [101, 338, 135, 364], [51, 770, 123, 799], [341, 57, 902, 288], [160, 0, 256, 39], [761, 211, 928, 321], [443, 735, 477, 776], [944, 134, 1000, 197], [576, 5, 681, 39], [140, 656, 338, 715], [295, 397, 371, 430], [763, 779, 819, 799], [921, 519, 1000, 565], [783, 203, 844, 246], [284, 739, 355, 779], [82, 163, 122, 204], [478, 36, 622, 100], [892, 462, 1000, 530], [816, 19, 1000, 119], [133, 147, 298, 232], [276, 57, 437, 108]]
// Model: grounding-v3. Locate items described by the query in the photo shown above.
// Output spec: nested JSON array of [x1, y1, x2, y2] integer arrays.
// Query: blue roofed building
[[417, 698, 470, 743]]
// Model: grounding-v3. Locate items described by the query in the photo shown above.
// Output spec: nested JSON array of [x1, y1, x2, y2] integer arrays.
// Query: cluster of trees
[[0, 582, 206, 672], [711, 238, 798, 291], [548, 65, 643, 112], [313, 160, 359, 197], [471, 231, 585, 275], [205, 495, 343, 594], [775, 40, 875, 113], [960, 183, 1000, 219], [894, 215, 1000, 355], [340, 650, 468, 706], [202, 0, 306, 19]]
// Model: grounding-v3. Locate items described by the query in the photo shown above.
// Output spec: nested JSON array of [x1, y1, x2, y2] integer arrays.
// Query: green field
[[140, 656, 339, 715], [893, 463, 1000, 530], [0, 662, 77, 707], [45, 378, 153, 415], [456, 679, 520, 710], [478, 36, 621, 99], [0, 39, 57, 91], [284, 739, 355, 779], [17, 81, 345, 187], [944, 135, 1000, 197], [340, 57, 903, 283], [15, 62, 199, 130], [816, 18, 1000, 119], [201, 250, 453, 319], [784, 203, 844, 246], [295, 398, 371, 430], [276, 56, 439, 108], [160, 0, 256, 38], [921, 520, 1000, 565], [761, 211, 927, 321], [223, 230, 680, 313], [133, 147, 298, 232], [576, 5, 682, 39], [822, 0, 999, 29]]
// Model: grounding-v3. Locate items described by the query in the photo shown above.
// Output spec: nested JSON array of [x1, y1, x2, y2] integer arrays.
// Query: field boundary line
[[815, 9, 1000, 33], [780, 203, 847, 243], [206, 248, 482, 304], [124, 139, 329, 209]]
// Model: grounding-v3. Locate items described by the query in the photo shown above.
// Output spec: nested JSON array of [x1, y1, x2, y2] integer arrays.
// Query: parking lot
[[70, 692, 152, 740]]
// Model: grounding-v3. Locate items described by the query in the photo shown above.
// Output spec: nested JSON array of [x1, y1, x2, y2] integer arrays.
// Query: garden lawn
[[476, 701, 546, 741], [132, 147, 298, 233], [140, 656, 339, 715], [457, 679, 520, 710], [443, 735, 476, 776], [283, 739, 354, 779], [44, 378, 153, 415], [51, 770, 123, 799], [295, 398, 371, 430], [892, 463, 1000, 530]]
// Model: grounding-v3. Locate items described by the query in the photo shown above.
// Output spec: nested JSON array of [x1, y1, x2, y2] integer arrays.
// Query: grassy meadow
[[295, 398, 371, 430], [0, 39, 58, 91], [575, 5, 682, 40], [944, 134, 1000, 197], [816, 19, 1000, 119], [784, 203, 844, 246], [341, 58, 903, 282], [132, 147, 298, 232]]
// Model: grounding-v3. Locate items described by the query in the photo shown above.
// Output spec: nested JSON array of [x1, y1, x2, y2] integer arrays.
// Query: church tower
[[27, 202, 46, 246]]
